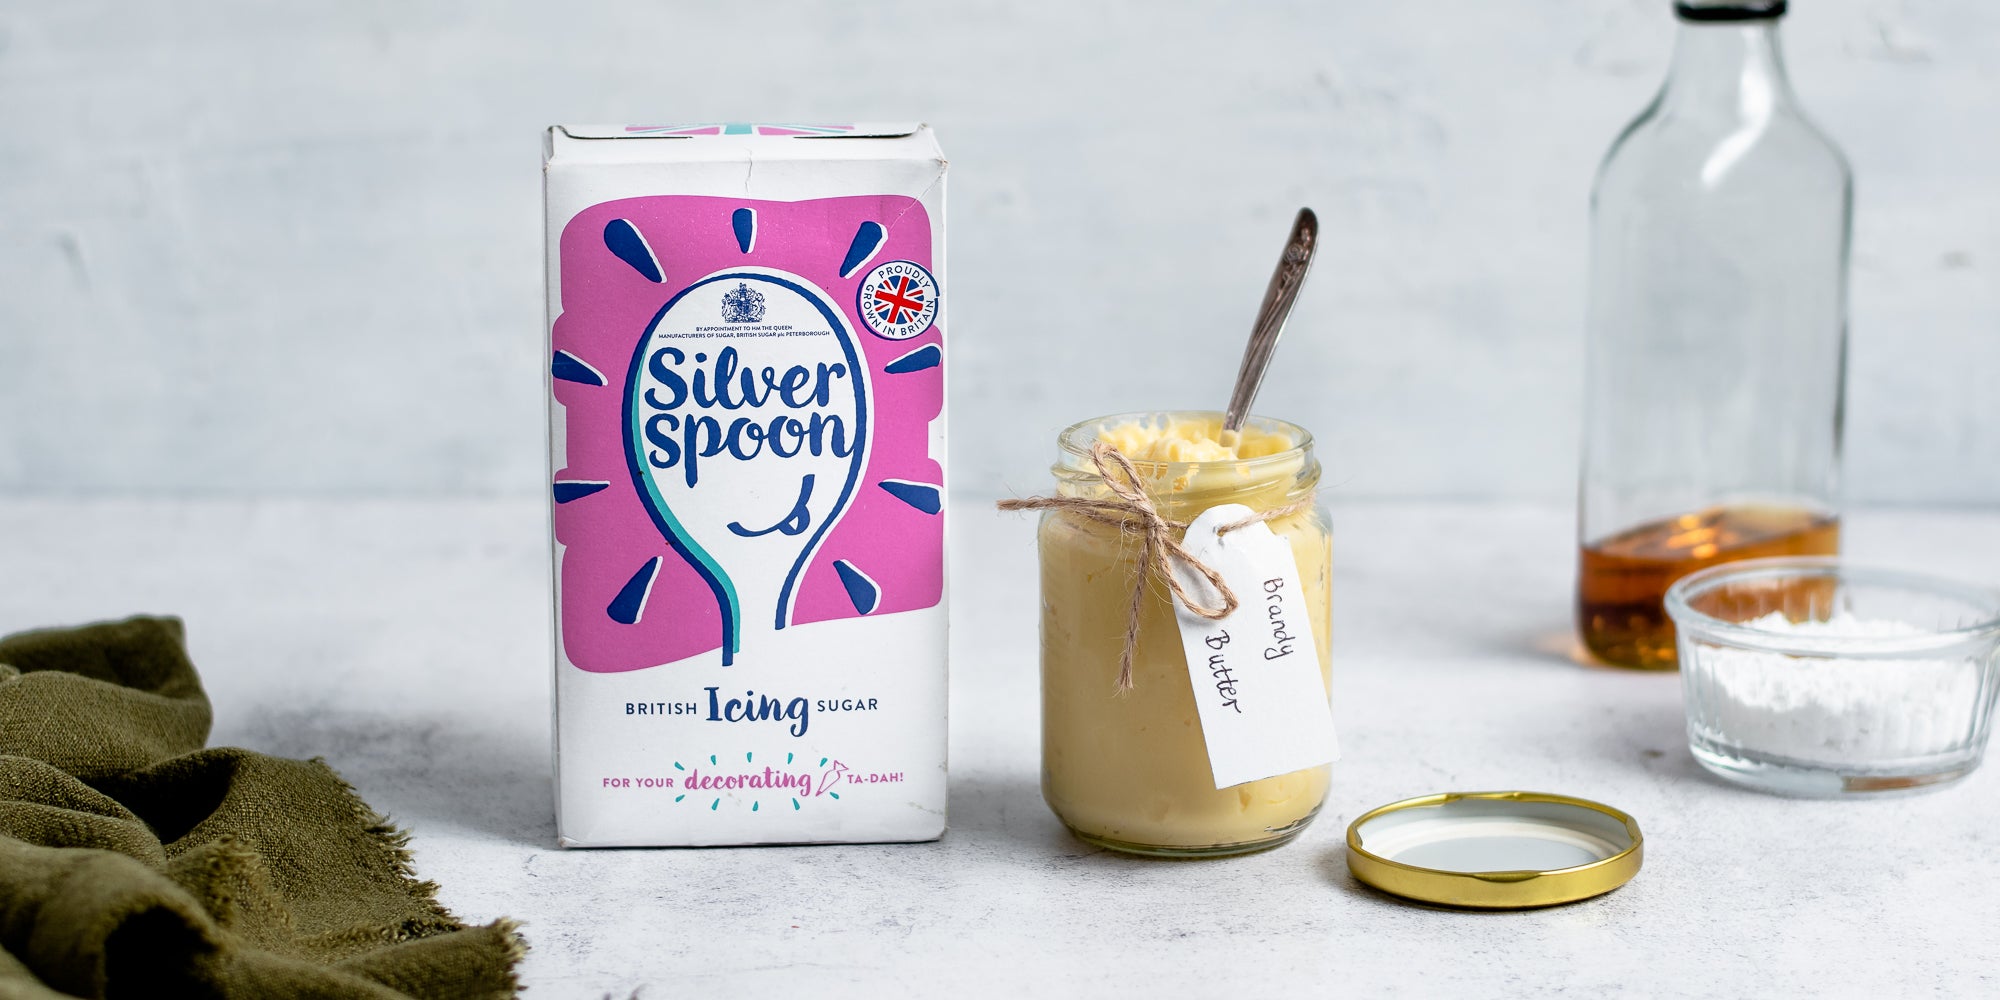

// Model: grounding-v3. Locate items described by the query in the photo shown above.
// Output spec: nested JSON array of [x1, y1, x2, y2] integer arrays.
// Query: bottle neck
[[1658, 17, 1795, 120]]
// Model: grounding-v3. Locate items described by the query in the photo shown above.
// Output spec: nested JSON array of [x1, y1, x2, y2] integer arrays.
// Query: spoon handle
[[1223, 208, 1319, 434]]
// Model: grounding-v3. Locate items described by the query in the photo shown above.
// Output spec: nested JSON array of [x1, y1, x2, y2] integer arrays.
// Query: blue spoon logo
[[622, 269, 870, 665]]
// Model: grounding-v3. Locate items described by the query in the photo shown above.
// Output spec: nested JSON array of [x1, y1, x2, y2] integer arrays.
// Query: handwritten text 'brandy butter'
[[639, 345, 857, 489], [1170, 504, 1339, 790]]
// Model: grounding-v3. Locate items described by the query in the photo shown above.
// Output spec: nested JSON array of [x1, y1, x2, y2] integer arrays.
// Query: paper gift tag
[[1170, 503, 1338, 789]]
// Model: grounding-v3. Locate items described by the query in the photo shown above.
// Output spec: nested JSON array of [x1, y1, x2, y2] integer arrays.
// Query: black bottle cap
[[1675, 1, 1787, 21]]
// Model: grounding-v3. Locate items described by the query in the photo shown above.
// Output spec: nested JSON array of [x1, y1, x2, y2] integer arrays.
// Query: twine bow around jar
[[998, 442, 1315, 691]]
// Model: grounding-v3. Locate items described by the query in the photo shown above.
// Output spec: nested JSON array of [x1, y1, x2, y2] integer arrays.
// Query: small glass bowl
[[1664, 557, 2000, 797]]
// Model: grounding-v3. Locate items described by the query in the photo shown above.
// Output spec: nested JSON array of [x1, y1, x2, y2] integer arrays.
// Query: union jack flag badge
[[855, 260, 939, 341]]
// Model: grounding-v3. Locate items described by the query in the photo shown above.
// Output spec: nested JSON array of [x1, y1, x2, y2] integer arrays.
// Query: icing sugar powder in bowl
[[1664, 557, 2000, 797]]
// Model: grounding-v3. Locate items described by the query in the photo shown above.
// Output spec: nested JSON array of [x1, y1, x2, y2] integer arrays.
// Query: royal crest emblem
[[720, 282, 767, 323]]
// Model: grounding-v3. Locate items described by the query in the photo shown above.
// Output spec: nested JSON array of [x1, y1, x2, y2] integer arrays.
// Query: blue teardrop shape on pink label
[[878, 480, 941, 515], [552, 351, 606, 386], [884, 344, 941, 374], [554, 480, 611, 504], [607, 557, 662, 624], [833, 560, 880, 614], [603, 219, 664, 282], [838, 221, 886, 278]]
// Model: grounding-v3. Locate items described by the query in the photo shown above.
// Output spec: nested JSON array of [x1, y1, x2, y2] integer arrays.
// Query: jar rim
[[1054, 410, 1316, 474]]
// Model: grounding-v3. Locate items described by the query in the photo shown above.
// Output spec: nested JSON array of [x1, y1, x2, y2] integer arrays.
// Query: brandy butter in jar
[[1033, 411, 1333, 856]]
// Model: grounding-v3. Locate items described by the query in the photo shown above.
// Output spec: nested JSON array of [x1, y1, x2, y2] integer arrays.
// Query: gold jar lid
[[1345, 791, 1643, 909]]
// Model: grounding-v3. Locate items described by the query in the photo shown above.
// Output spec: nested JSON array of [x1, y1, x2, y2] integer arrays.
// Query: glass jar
[[1577, 0, 1851, 669], [1036, 411, 1332, 856]]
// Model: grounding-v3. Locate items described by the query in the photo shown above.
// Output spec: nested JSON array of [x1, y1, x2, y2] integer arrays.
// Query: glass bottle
[[1578, 0, 1852, 670], [1036, 412, 1332, 856]]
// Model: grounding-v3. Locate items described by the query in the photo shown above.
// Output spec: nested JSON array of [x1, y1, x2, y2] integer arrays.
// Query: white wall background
[[1, 0, 1993, 503]]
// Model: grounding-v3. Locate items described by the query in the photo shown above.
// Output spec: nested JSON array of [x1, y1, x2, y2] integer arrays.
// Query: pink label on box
[[551, 195, 944, 673]]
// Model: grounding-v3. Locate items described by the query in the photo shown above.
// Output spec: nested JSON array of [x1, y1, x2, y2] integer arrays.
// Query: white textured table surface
[[4, 498, 1997, 998]]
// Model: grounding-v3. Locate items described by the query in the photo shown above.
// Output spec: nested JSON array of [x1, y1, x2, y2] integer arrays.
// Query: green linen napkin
[[0, 617, 522, 1000]]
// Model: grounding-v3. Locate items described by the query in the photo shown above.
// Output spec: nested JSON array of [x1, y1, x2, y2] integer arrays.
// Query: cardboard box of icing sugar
[[543, 123, 947, 846]]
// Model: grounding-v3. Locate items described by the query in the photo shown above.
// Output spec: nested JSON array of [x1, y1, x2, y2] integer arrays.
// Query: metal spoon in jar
[[1221, 207, 1319, 441]]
